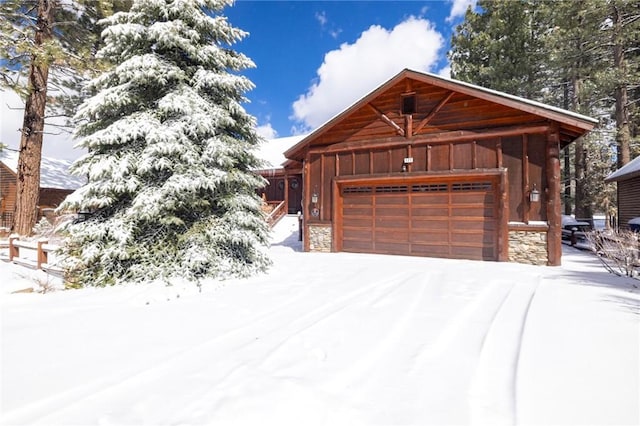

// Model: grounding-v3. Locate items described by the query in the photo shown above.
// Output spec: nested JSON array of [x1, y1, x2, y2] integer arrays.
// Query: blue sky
[[0, 0, 476, 160], [226, 0, 475, 139]]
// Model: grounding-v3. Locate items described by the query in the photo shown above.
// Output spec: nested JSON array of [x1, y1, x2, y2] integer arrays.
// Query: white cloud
[[315, 11, 328, 27], [255, 122, 278, 140], [438, 64, 452, 78], [0, 87, 82, 161], [291, 17, 444, 131], [447, 0, 477, 22]]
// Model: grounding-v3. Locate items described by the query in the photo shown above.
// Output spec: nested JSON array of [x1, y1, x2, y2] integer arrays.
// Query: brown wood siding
[[261, 177, 285, 202], [38, 188, 73, 209], [305, 134, 547, 227], [0, 163, 17, 227], [527, 133, 547, 221], [618, 178, 640, 230], [502, 137, 524, 221]]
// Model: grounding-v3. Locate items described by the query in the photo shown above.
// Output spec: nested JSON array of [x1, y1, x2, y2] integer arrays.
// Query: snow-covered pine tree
[[59, 0, 271, 287]]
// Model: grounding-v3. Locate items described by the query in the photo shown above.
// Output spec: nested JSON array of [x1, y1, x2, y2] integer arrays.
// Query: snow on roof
[[256, 135, 306, 169], [0, 150, 85, 190], [605, 155, 640, 182]]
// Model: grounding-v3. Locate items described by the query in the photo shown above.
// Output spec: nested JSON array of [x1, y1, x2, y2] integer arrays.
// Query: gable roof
[[256, 135, 306, 170], [0, 150, 85, 190], [605, 155, 640, 182], [285, 69, 597, 162]]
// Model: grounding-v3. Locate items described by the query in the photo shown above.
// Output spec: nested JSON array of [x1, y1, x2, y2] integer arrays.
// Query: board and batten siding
[[618, 178, 640, 230], [304, 133, 548, 225]]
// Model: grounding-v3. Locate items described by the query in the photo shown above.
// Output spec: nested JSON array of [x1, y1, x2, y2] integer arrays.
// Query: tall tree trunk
[[572, 74, 591, 219], [13, 0, 54, 236], [612, 3, 631, 168], [563, 81, 572, 215]]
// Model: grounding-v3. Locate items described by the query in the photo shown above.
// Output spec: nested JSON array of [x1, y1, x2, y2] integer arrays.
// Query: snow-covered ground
[[1, 216, 638, 425]]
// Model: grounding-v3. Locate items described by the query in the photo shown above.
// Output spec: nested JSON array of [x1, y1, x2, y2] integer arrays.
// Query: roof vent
[[401, 93, 416, 115]]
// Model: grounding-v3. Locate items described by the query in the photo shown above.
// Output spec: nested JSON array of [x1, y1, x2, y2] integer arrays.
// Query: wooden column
[[303, 156, 311, 252], [284, 173, 289, 215], [546, 127, 562, 266]]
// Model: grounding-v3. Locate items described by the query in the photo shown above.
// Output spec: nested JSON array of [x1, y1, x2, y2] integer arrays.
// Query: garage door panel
[[412, 194, 449, 205], [451, 207, 495, 217], [411, 231, 449, 243], [375, 207, 410, 217], [374, 241, 411, 255], [344, 195, 373, 205], [452, 231, 496, 244], [343, 217, 372, 228], [412, 218, 450, 230], [343, 239, 374, 252], [450, 219, 496, 231], [375, 195, 409, 205], [344, 207, 373, 216], [375, 218, 409, 228], [340, 179, 498, 261], [376, 230, 410, 241], [411, 244, 451, 256], [343, 228, 373, 239], [411, 207, 449, 216], [450, 245, 495, 261], [451, 193, 494, 204]]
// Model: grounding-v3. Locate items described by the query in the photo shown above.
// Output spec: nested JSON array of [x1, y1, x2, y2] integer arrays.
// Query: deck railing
[[265, 200, 287, 228]]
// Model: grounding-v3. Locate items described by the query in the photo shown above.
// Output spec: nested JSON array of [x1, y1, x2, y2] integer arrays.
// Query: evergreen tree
[[449, 0, 551, 99], [59, 0, 271, 287], [0, 0, 130, 235]]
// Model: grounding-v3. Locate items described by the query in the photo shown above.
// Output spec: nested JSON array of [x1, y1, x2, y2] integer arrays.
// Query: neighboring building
[[0, 150, 85, 229], [281, 69, 596, 266], [255, 135, 305, 214], [605, 155, 640, 230]]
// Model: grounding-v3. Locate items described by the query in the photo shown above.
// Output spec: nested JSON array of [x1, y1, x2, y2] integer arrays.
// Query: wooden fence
[[0, 237, 62, 275]]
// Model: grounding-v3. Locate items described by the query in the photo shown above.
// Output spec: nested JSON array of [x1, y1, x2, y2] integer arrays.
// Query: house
[[605, 154, 640, 230], [255, 135, 305, 214], [0, 150, 85, 229], [280, 69, 597, 266]]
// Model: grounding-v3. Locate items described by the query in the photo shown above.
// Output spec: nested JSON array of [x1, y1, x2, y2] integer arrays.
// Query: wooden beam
[[308, 124, 551, 156], [367, 103, 405, 136], [414, 91, 455, 135]]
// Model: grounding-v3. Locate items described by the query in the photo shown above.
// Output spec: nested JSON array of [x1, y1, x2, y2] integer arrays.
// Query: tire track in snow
[[319, 270, 432, 394], [1, 268, 415, 425], [468, 275, 541, 426], [167, 269, 426, 424]]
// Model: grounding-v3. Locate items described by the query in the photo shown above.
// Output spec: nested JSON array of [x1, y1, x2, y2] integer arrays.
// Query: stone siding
[[309, 224, 332, 252], [509, 230, 548, 266]]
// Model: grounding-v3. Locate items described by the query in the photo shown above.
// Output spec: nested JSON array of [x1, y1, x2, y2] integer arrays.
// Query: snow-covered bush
[[58, 0, 271, 287]]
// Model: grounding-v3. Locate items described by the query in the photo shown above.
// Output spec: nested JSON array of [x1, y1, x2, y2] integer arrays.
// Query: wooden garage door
[[340, 180, 498, 260]]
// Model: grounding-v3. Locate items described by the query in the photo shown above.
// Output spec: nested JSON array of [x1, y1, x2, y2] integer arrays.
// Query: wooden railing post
[[8, 236, 19, 261], [37, 239, 48, 269]]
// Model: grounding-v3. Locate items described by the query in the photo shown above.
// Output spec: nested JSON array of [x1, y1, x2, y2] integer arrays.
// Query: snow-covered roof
[[256, 135, 306, 170], [605, 155, 640, 182], [0, 150, 85, 190]]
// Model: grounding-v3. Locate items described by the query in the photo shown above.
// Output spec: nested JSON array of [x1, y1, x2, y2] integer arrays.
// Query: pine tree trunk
[[612, 4, 631, 168], [13, 0, 53, 236]]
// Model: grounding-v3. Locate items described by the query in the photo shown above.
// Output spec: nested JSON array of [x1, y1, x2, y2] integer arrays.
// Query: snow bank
[[1, 216, 638, 425]]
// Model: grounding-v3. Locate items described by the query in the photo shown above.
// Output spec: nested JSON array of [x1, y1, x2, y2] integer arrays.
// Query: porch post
[[546, 126, 562, 266]]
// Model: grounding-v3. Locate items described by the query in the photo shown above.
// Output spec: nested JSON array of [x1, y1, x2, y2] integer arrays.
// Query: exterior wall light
[[530, 184, 540, 203]]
